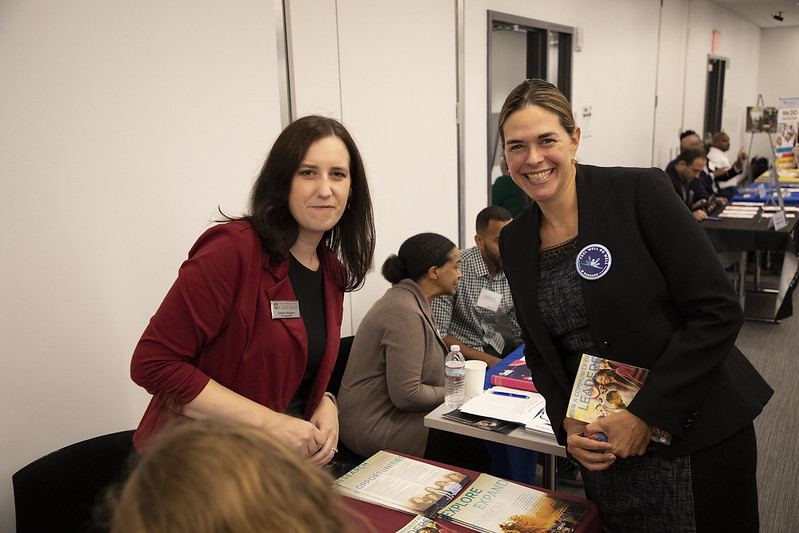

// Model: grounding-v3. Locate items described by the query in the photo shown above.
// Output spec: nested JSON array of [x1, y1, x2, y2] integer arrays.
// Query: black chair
[[12, 430, 136, 533], [328, 334, 354, 397], [326, 335, 366, 476]]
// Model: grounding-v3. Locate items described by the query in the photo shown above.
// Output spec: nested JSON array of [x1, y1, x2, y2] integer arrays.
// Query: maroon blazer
[[131, 221, 344, 450]]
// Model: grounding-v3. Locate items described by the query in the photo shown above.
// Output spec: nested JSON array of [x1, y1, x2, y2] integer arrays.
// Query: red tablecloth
[[341, 452, 600, 533]]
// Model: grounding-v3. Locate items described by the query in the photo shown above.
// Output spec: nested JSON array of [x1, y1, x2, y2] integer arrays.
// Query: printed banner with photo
[[776, 107, 797, 154], [746, 106, 778, 133], [776, 98, 798, 169]]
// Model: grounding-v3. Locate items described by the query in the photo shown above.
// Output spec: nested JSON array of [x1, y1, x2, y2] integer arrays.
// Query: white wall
[[286, 0, 458, 334], [334, 0, 460, 328], [1, 0, 795, 529], [654, 0, 763, 167], [0, 0, 283, 528], [681, 0, 761, 156], [462, 0, 662, 234], [654, 0, 692, 166], [752, 26, 799, 159]]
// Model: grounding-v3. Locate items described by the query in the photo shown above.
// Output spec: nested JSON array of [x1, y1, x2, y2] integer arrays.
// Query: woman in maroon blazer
[[131, 116, 375, 466], [497, 79, 772, 532]]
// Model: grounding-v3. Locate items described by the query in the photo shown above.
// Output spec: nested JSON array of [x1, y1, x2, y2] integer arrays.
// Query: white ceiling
[[711, 0, 799, 28]]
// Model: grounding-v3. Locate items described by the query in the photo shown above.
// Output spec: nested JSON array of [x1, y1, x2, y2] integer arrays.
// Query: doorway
[[487, 11, 573, 194], [704, 56, 727, 142]]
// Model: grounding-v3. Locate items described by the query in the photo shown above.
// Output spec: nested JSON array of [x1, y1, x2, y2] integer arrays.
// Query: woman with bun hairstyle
[[339, 233, 489, 469]]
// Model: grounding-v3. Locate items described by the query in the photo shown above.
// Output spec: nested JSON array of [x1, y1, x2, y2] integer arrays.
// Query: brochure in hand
[[333, 451, 470, 518], [566, 353, 671, 444], [438, 473, 590, 533]]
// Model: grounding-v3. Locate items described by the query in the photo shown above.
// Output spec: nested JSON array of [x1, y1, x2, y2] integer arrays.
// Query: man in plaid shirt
[[432, 206, 522, 368]]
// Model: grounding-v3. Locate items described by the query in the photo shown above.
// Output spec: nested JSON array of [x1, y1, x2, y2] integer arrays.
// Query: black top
[[286, 253, 327, 416], [538, 236, 597, 379]]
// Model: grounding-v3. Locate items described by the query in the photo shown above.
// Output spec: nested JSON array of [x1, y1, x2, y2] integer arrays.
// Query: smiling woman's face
[[288, 135, 351, 241], [502, 105, 580, 206]]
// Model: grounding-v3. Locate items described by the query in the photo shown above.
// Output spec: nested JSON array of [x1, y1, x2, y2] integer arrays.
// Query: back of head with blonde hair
[[105, 420, 354, 533]]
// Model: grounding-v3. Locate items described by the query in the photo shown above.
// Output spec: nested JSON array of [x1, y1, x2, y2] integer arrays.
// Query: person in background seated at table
[[129, 116, 375, 466], [103, 419, 357, 533], [498, 78, 772, 532], [707, 131, 747, 190], [432, 205, 522, 369], [664, 148, 711, 221], [679, 130, 732, 203], [338, 233, 490, 471]]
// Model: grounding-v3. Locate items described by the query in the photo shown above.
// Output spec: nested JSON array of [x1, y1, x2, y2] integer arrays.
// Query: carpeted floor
[[736, 288, 799, 532]]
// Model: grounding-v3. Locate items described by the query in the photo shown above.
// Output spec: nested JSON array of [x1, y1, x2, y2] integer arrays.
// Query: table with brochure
[[424, 346, 566, 490], [701, 202, 799, 321], [339, 451, 600, 533]]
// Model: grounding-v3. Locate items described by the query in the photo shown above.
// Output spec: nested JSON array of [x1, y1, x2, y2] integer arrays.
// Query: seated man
[[432, 205, 521, 368], [665, 148, 712, 222], [707, 131, 747, 191], [679, 130, 729, 204]]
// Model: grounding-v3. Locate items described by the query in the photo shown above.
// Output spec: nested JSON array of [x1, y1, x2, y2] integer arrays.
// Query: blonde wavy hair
[[104, 420, 357, 533]]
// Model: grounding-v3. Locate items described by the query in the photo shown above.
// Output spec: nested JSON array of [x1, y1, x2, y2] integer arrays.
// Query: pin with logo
[[576, 244, 612, 280]]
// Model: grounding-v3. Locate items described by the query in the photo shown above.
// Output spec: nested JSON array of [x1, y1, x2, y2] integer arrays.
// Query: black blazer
[[499, 164, 772, 456]]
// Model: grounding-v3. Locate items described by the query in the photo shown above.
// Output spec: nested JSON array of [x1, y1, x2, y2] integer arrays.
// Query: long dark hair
[[227, 115, 375, 292]]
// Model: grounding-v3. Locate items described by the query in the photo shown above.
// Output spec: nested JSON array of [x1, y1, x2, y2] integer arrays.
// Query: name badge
[[576, 244, 612, 280], [271, 300, 301, 319], [476, 288, 502, 312]]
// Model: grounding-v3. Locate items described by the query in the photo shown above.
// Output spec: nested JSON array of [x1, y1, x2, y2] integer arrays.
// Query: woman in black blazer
[[497, 79, 772, 533]]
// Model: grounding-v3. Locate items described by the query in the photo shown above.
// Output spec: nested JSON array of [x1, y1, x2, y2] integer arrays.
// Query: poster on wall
[[775, 108, 797, 154], [775, 98, 798, 169], [746, 106, 778, 133]]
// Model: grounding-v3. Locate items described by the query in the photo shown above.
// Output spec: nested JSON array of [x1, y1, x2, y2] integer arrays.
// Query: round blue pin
[[576, 244, 612, 280]]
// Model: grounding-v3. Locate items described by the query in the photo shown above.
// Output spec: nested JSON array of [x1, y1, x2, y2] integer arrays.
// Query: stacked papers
[[459, 387, 546, 427]]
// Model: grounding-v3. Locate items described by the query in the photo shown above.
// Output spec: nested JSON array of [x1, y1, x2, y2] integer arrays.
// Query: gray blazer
[[338, 279, 448, 458]]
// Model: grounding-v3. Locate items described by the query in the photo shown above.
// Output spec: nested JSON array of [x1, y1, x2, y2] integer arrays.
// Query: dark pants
[[581, 422, 759, 533], [691, 422, 759, 533]]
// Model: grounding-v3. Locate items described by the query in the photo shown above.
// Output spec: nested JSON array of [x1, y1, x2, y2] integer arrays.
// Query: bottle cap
[[450, 345, 460, 352]]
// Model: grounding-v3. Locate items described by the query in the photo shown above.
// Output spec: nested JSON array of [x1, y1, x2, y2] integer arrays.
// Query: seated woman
[[339, 233, 489, 470]]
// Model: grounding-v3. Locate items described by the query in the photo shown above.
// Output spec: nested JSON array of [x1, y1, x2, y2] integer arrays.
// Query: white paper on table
[[524, 407, 555, 437], [459, 386, 546, 425]]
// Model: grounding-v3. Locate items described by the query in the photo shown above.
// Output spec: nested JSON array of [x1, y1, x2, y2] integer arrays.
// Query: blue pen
[[490, 390, 528, 399]]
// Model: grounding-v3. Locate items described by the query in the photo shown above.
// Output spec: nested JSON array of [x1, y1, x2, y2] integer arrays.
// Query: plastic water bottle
[[444, 345, 466, 407]]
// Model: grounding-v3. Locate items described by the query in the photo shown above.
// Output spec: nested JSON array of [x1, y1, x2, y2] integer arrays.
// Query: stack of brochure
[[459, 386, 546, 426], [438, 473, 590, 533]]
